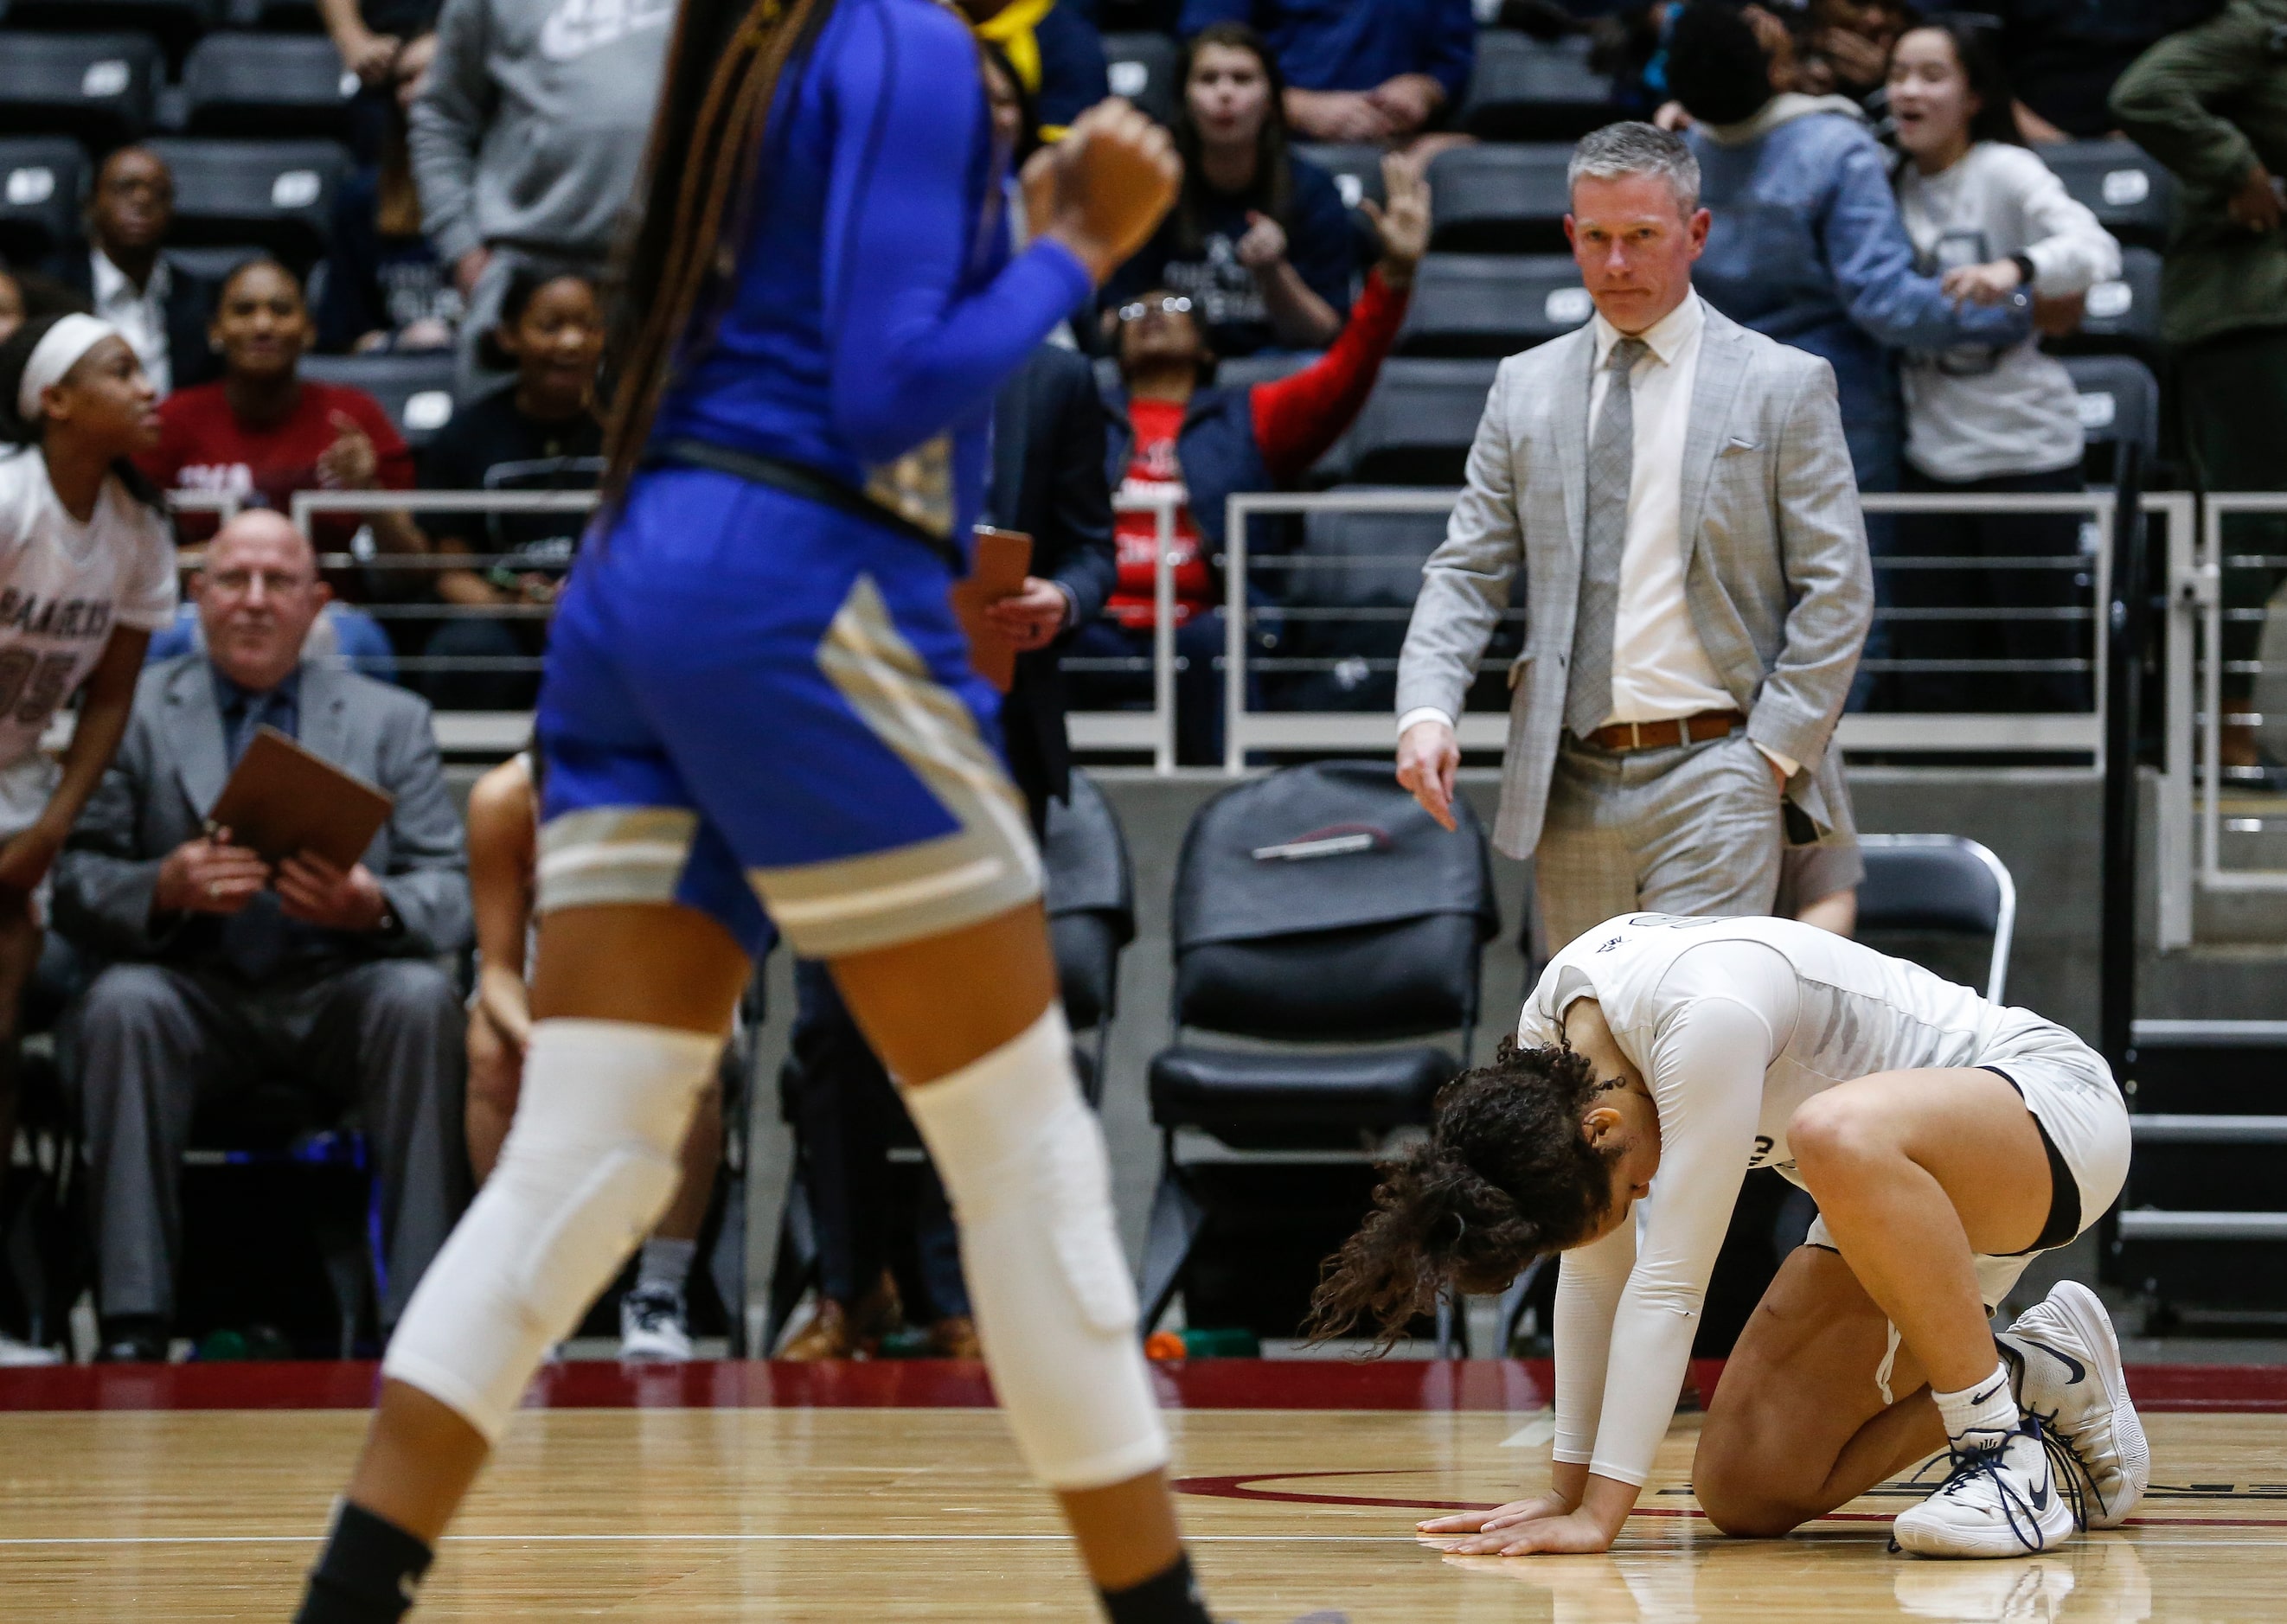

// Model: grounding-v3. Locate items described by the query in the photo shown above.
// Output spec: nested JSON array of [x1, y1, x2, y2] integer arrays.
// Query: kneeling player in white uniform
[[1312, 912, 2143, 1559]]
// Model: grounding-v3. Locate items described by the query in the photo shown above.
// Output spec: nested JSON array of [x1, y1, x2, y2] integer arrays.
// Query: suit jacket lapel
[[989, 368, 1033, 532], [298, 662, 352, 770], [1678, 310, 1751, 578], [1553, 326, 1595, 565], [170, 660, 231, 819]]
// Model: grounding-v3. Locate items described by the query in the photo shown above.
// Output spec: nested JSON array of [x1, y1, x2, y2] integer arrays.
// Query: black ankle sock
[[294, 1501, 434, 1624], [1100, 1551, 1214, 1624]]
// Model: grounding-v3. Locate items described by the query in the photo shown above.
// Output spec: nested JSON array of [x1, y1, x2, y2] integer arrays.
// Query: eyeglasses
[[1118, 295, 1195, 322], [205, 568, 315, 597]]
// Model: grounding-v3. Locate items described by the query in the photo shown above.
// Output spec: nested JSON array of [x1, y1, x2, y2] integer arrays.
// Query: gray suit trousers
[[1534, 731, 1784, 956], [67, 958, 469, 1328]]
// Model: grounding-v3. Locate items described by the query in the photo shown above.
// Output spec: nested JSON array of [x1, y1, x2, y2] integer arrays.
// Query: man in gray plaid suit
[[1395, 122, 1872, 952]]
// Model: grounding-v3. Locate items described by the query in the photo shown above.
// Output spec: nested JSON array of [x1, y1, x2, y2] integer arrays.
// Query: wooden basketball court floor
[[4, 1359, 2286, 1621]]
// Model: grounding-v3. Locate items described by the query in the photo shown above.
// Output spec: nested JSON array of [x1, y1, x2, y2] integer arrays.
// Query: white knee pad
[[382, 1020, 720, 1442], [904, 1007, 1169, 1492]]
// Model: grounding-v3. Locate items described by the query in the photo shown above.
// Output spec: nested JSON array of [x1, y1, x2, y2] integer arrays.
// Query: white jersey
[[1516, 912, 2091, 1489], [0, 451, 178, 834]]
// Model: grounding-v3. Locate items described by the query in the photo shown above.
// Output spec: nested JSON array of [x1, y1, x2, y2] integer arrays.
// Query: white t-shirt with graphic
[[0, 450, 178, 833]]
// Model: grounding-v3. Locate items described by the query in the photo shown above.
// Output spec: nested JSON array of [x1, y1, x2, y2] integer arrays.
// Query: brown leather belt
[[1577, 709, 1746, 753]]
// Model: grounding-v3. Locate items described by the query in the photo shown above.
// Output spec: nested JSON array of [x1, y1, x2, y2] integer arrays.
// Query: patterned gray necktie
[[1566, 336, 1651, 739]]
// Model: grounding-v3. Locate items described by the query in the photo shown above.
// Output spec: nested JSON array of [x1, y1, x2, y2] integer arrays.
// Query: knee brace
[[904, 1007, 1169, 1492], [381, 1020, 720, 1442]]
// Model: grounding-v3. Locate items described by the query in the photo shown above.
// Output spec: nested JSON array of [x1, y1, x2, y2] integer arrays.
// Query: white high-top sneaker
[[1893, 1417, 2079, 1558], [2000, 1281, 2149, 1530]]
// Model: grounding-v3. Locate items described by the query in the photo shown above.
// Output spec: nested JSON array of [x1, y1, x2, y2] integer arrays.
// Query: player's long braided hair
[[1306, 1039, 1623, 1352], [601, 0, 842, 506]]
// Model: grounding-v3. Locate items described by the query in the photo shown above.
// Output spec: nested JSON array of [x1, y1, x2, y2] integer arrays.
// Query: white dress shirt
[[90, 249, 171, 400], [1399, 291, 1796, 777]]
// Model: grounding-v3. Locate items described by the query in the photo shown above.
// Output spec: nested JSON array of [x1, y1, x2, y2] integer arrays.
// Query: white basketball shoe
[[2000, 1281, 2149, 1530], [1893, 1417, 2079, 1558]]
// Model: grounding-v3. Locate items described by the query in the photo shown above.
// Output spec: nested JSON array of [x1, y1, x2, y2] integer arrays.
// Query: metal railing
[[1219, 487, 2124, 775]]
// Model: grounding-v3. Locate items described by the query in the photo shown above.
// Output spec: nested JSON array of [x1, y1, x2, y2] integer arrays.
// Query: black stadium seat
[[2048, 244, 2163, 357], [1138, 761, 1499, 1338], [300, 351, 458, 449], [0, 32, 162, 151], [1458, 29, 1616, 142], [1293, 142, 1387, 215], [183, 33, 357, 140], [1336, 358, 1499, 485], [0, 0, 216, 66], [1279, 504, 1451, 712], [224, 0, 324, 26], [1102, 30, 1179, 127], [1426, 144, 1573, 253], [146, 137, 349, 272], [2044, 138, 2175, 250], [2060, 352, 2161, 485], [1398, 253, 1592, 357], [0, 137, 87, 268]]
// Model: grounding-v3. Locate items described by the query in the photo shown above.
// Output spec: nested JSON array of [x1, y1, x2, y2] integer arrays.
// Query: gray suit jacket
[[1394, 299, 1873, 860], [54, 655, 473, 968]]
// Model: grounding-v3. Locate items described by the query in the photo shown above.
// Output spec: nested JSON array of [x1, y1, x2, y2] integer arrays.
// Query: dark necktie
[[218, 687, 288, 981]]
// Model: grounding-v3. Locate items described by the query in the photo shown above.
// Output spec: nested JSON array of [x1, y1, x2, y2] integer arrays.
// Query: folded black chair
[[1426, 144, 1574, 254], [1278, 503, 1454, 713], [1857, 833, 2016, 1002], [1141, 760, 1499, 1339], [0, 0, 214, 67], [2044, 138, 2175, 251], [1101, 30, 1179, 127], [0, 137, 87, 269], [2060, 353, 2160, 489], [145, 136, 349, 274], [1333, 357, 1501, 485], [0, 32, 163, 150], [183, 31, 357, 139], [1398, 253, 1593, 358], [300, 350, 459, 448], [1457, 29, 1616, 142]]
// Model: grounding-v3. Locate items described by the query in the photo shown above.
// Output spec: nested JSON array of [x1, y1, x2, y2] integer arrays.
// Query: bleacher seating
[[0, 137, 86, 268], [145, 136, 347, 272], [2046, 138, 2175, 251], [0, 0, 216, 65], [1278, 505, 1451, 713], [2060, 352, 2162, 485], [183, 32, 356, 140], [1101, 30, 1180, 128], [1425, 144, 1573, 255], [2051, 244, 2163, 357], [1292, 143, 1386, 216], [1329, 357, 1500, 485], [1397, 253, 1592, 357], [1138, 761, 1498, 1338], [223, 0, 323, 26], [1211, 350, 1316, 392], [0, 33, 163, 151], [300, 350, 458, 449], [1457, 29, 1616, 143]]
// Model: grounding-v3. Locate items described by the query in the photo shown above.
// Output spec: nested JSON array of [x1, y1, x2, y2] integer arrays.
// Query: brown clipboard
[[950, 525, 1035, 694], [203, 725, 395, 870]]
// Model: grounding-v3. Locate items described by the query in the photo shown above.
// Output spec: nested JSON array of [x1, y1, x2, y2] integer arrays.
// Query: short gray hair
[[1567, 121, 1701, 216]]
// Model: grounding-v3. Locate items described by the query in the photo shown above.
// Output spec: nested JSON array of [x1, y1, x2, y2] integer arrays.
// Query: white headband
[[17, 315, 123, 421]]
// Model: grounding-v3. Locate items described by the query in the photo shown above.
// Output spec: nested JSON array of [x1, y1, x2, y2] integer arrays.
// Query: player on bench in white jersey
[[1310, 911, 2145, 1559]]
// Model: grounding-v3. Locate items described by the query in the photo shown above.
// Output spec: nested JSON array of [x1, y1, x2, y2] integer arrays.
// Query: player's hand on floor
[[1418, 1493, 1571, 1538], [1442, 1506, 1618, 1556]]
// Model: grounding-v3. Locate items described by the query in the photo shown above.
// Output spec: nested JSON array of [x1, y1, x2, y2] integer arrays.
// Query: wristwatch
[[2009, 252, 2040, 293]]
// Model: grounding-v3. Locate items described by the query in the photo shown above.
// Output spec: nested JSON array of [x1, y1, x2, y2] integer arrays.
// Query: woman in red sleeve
[[1074, 150, 1428, 763]]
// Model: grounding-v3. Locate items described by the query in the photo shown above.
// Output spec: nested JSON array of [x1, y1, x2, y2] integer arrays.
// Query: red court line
[[0, 1359, 2282, 1414]]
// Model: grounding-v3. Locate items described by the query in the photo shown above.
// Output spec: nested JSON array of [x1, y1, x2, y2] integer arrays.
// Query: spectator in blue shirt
[[1179, 0, 1476, 144], [1101, 22, 1356, 355]]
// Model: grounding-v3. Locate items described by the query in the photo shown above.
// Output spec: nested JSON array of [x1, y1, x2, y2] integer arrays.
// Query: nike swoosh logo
[[2029, 1341, 2087, 1384], [1971, 1378, 2008, 1406], [2028, 1476, 2051, 1513]]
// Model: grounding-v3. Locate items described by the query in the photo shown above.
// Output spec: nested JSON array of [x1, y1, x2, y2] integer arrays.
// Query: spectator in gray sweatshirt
[[409, 0, 672, 393]]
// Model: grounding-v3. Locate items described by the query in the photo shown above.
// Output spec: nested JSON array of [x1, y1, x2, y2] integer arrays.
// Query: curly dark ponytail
[[1307, 1039, 1622, 1352]]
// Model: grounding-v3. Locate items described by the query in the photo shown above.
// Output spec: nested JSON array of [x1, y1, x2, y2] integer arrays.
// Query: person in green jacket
[[2113, 2, 2287, 771]]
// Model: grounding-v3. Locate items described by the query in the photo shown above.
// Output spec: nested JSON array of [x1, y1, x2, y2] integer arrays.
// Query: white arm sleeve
[[2013, 150, 2123, 295], [1583, 944, 1796, 1487], [1552, 1210, 1636, 1467]]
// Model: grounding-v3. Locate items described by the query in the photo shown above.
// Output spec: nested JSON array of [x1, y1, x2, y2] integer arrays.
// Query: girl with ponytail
[[0, 316, 179, 1365], [298, 6, 1244, 1624]]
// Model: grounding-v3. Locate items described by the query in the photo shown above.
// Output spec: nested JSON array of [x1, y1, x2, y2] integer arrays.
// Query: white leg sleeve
[[903, 1006, 1169, 1492], [381, 1020, 721, 1443]]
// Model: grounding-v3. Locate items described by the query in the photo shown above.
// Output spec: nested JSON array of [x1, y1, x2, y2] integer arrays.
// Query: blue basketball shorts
[[533, 465, 1041, 959]]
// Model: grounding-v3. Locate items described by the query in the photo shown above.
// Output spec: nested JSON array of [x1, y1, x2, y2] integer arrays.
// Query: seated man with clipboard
[[52, 512, 473, 1363]]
